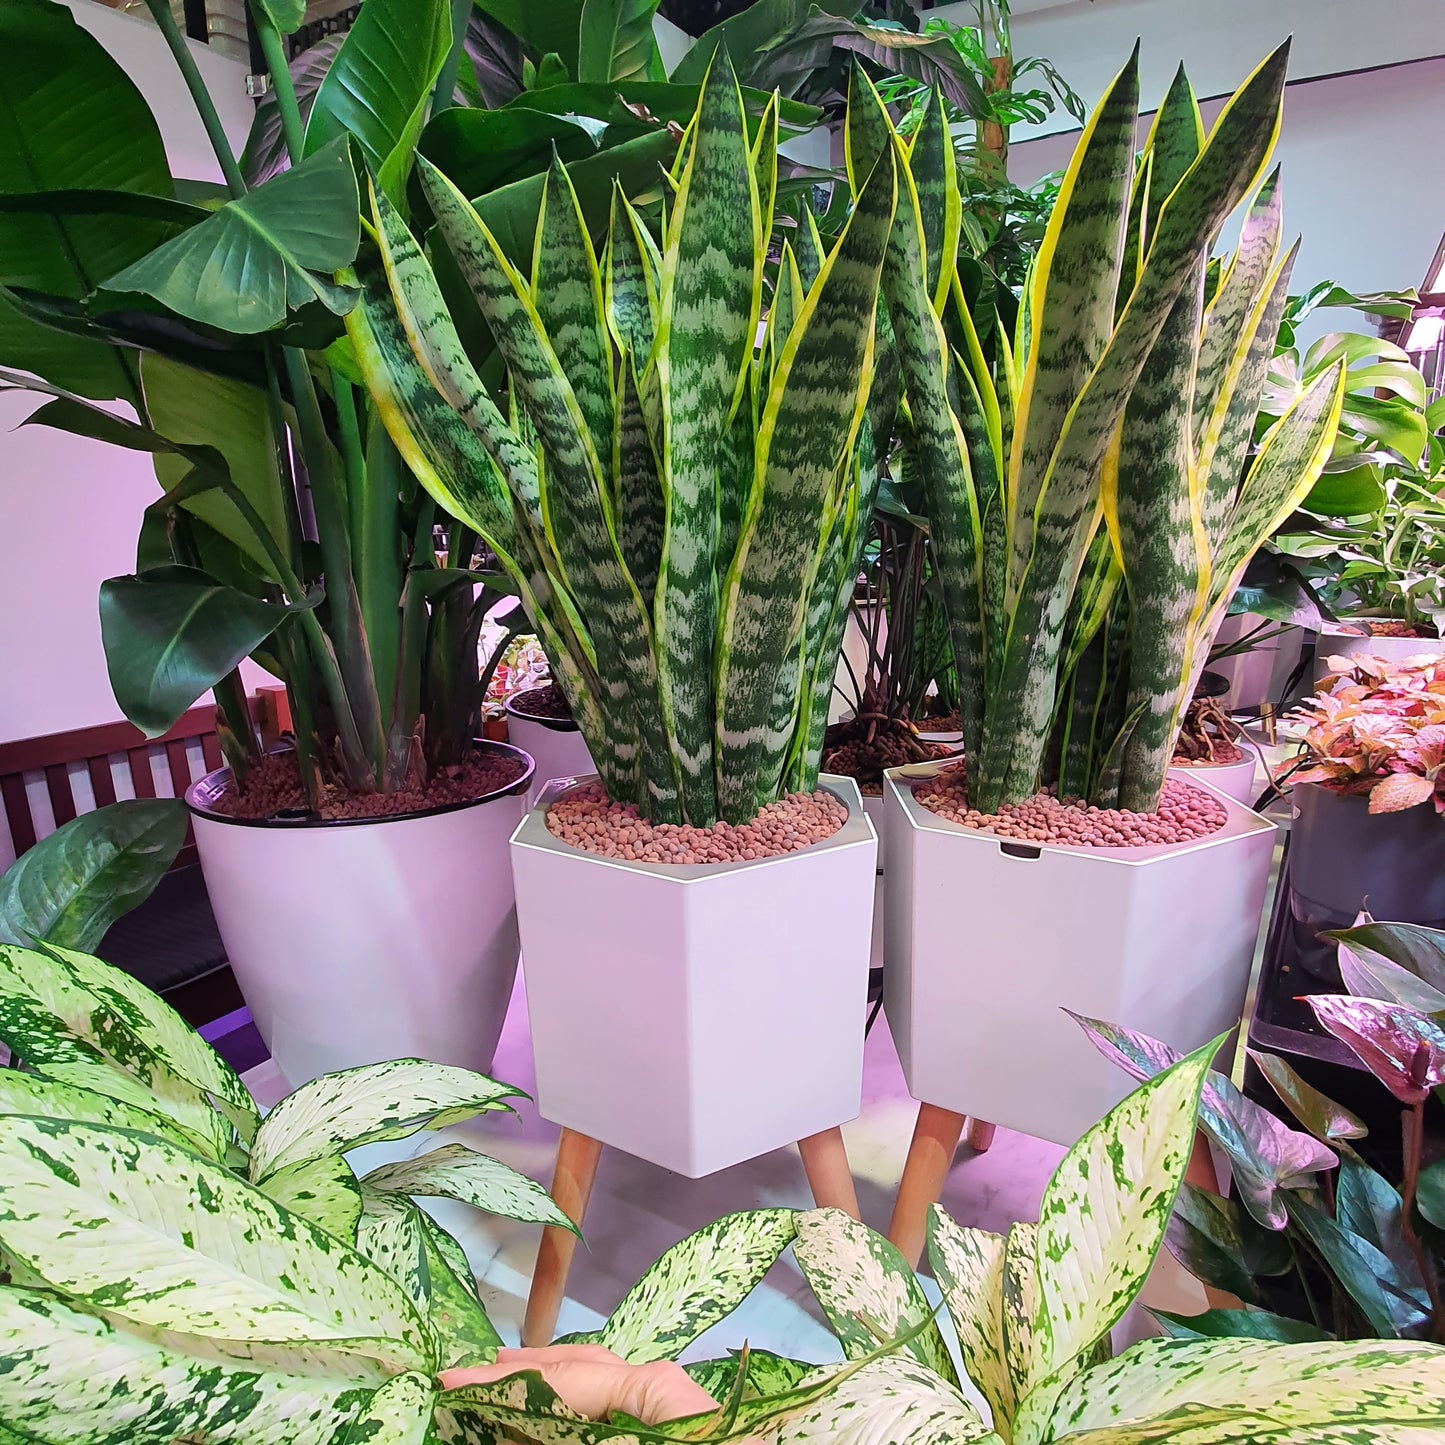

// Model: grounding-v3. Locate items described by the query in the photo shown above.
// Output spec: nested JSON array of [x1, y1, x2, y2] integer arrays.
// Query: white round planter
[[882, 762, 1277, 1147], [504, 691, 596, 809], [1210, 613, 1307, 712], [1317, 619, 1445, 666], [1168, 739, 1260, 806], [510, 774, 878, 1177], [187, 742, 533, 1088]]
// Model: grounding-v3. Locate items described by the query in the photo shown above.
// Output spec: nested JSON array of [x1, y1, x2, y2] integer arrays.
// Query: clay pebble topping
[[546, 782, 848, 863], [913, 766, 1227, 848], [213, 749, 527, 822]]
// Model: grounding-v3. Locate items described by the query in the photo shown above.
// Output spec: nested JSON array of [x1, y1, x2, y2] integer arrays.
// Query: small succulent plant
[[1288, 653, 1445, 813]]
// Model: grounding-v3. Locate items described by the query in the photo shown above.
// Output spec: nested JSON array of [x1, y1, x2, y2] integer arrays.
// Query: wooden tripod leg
[[797, 1126, 860, 1219], [964, 1117, 997, 1153], [887, 1103, 966, 1270], [522, 1128, 602, 1348]]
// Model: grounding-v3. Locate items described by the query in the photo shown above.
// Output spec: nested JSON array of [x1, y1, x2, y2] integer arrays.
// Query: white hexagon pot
[[882, 762, 1277, 1146], [510, 774, 878, 1177], [187, 742, 533, 1089]]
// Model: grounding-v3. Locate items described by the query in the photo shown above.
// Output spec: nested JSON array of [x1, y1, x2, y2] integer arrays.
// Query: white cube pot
[[883, 764, 1277, 1147], [505, 695, 596, 809], [510, 775, 878, 1177], [1169, 740, 1260, 806], [1317, 620, 1445, 666], [187, 742, 533, 1088]]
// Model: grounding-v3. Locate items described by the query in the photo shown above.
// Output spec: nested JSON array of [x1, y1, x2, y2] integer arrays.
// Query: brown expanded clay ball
[[546, 783, 849, 864], [913, 767, 1227, 848]]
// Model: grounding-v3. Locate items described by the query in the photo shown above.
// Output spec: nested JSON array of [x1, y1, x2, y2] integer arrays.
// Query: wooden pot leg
[[964, 1117, 997, 1153], [887, 1103, 967, 1270], [797, 1126, 860, 1219], [522, 1128, 603, 1348]]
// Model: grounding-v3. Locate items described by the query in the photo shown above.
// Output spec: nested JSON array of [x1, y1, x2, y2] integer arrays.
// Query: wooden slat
[[164, 739, 193, 800], [44, 763, 77, 829], [128, 748, 157, 799], [0, 702, 222, 778], [1, 773, 37, 855], [200, 732, 222, 773], [87, 755, 118, 808]]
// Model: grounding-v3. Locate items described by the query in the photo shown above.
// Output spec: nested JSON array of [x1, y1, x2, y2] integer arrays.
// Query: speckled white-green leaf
[[0, 1116, 428, 1370], [259, 1153, 363, 1242], [927, 1208, 1013, 1423], [1029, 1040, 1219, 1392], [0, 1286, 376, 1445], [343, 1371, 435, 1445], [599, 1208, 798, 1364], [356, 1186, 430, 1317], [364, 1142, 575, 1232], [756, 1355, 997, 1444], [419, 1212, 501, 1367], [793, 1208, 959, 1389], [249, 1059, 520, 1181], [1002, 1220, 1040, 1418], [1024, 1337, 1445, 1444]]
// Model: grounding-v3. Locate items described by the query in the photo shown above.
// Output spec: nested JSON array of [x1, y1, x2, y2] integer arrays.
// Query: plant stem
[[253, 16, 307, 161]]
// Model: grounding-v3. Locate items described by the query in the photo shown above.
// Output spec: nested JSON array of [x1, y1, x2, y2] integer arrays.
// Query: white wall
[[0, 5, 253, 746]]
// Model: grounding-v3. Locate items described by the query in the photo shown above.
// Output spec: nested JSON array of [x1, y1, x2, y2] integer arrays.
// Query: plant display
[[355, 53, 928, 827], [1083, 917, 1445, 1345], [1286, 652, 1445, 814], [872, 45, 1345, 816]]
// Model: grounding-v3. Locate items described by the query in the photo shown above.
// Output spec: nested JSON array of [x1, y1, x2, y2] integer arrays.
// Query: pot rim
[[503, 687, 581, 733], [1320, 615, 1443, 640], [185, 739, 535, 829]]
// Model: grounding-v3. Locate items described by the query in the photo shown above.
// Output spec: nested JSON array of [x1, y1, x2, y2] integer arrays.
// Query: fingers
[[439, 1343, 626, 1390]]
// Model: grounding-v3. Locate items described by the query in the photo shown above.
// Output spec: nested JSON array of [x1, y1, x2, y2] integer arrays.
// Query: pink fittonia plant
[[1287, 653, 1445, 814]]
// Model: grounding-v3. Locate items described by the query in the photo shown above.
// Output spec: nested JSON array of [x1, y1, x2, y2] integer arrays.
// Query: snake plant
[[868, 44, 1345, 814], [353, 54, 925, 826]]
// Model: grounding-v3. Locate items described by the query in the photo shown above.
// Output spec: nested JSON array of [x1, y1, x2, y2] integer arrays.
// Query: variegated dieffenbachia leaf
[[419, 1213, 501, 1368], [1029, 1038, 1221, 1393], [793, 1208, 959, 1390], [248, 1059, 521, 1181], [927, 1207, 1013, 1422], [0, 1286, 377, 1445], [598, 1209, 798, 1364], [356, 1186, 430, 1319], [363, 1142, 575, 1231], [685, 1348, 812, 1405], [0, 1116, 429, 1371], [257, 1153, 363, 1243], [1002, 1220, 1042, 1420], [343, 1371, 436, 1445]]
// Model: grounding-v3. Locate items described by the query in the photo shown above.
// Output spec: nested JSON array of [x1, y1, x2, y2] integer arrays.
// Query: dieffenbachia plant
[[352, 53, 925, 826], [863, 43, 1346, 813]]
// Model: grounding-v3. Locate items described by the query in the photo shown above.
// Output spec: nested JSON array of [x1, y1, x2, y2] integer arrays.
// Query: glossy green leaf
[[1418, 1158, 1445, 1229], [1335, 940, 1445, 1013], [0, 799, 186, 951], [362, 1142, 574, 1231], [417, 106, 600, 203], [1151, 1307, 1329, 1344], [1248, 1050, 1367, 1143], [1320, 919, 1445, 994], [254, 0, 305, 34], [578, 0, 663, 84]]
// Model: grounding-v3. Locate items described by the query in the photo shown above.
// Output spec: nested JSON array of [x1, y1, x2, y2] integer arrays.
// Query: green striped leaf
[[910, 93, 961, 317], [0, 1117, 428, 1369], [257, 1153, 363, 1243], [343, 1371, 435, 1445], [1143, 66, 1203, 244], [793, 1207, 959, 1390], [616, 351, 666, 616], [362, 1142, 575, 1231], [0, 1286, 375, 1445], [604, 187, 659, 365], [598, 1209, 798, 1364], [714, 145, 896, 820], [249, 1058, 521, 1182], [0, 1064, 201, 1156], [928, 1209, 1013, 1423]]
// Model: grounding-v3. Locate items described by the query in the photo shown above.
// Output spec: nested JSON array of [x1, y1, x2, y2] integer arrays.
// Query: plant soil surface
[[1173, 737, 1244, 766], [918, 710, 962, 735], [914, 765, 1227, 847], [212, 750, 527, 822], [546, 782, 847, 863], [822, 716, 958, 795], [1358, 619, 1438, 639], [508, 683, 575, 721]]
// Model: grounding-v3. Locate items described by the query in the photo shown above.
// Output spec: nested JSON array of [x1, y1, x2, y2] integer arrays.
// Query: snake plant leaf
[[598, 1208, 798, 1364], [362, 1142, 575, 1232], [1142, 66, 1204, 245], [355, 1187, 430, 1317], [0, 798, 186, 951], [1029, 1337, 1445, 1444], [927, 1209, 1014, 1423], [616, 352, 665, 612], [303, 0, 450, 205], [0, 1285, 377, 1445], [910, 94, 962, 318], [1030, 1037, 1220, 1392], [604, 187, 659, 363], [0, 1116, 429, 1368], [345, 1372, 436, 1445], [418, 1213, 502, 1366], [0, 1063, 201, 1156], [578, 0, 664, 83], [101, 137, 360, 334], [258, 1154, 363, 1243], [249, 1059, 522, 1182], [793, 1207, 958, 1389], [714, 144, 896, 819]]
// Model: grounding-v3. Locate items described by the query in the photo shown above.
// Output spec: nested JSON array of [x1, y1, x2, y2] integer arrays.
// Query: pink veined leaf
[[1304, 995, 1445, 1104], [1367, 771, 1437, 813]]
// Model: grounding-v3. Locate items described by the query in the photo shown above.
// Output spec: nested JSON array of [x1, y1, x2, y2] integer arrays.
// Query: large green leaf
[[101, 138, 360, 335], [249, 1058, 522, 1181], [362, 1142, 574, 1231], [598, 1209, 798, 1363], [0, 1286, 376, 1445], [303, 0, 452, 204], [0, 1117, 429, 1369], [578, 0, 664, 83], [0, 0, 176, 400], [793, 1207, 958, 1389], [669, 0, 859, 88], [417, 107, 601, 202], [0, 799, 187, 951], [475, 0, 584, 77], [99, 565, 302, 739], [928, 1209, 1014, 1423]]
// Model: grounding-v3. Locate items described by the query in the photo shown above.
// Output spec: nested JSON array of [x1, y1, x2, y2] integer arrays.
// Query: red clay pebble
[[913, 766, 1227, 849], [546, 782, 848, 863]]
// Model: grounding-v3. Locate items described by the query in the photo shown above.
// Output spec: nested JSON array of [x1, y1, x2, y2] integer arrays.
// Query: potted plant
[[504, 679, 597, 809], [1167, 670, 1260, 804], [879, 48, 1343, 1170]]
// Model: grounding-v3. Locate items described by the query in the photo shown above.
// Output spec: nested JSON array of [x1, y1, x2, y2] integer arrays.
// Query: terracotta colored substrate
[[545, 782, 847, 863], [1173, 736, 1244, 766], [212, 749, 527, 821], [913, 765, 1227, 848], [508, 683, 574, 721]]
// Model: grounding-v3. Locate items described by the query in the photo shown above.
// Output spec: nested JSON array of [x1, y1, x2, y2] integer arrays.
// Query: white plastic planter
[[1169, 740, 1260, 806], [1317, 620, 1445, 666], [187, 742, 533, 1088], [1211, 613, 1306, 711], [511, 775, 878, 1177], [504, 694, 595, 808], [883, 762, 1276, 1147]]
